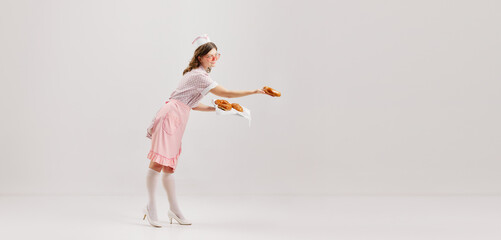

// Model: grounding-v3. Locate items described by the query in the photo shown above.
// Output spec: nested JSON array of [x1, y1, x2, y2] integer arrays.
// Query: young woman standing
[[142, 34, 268, 227]]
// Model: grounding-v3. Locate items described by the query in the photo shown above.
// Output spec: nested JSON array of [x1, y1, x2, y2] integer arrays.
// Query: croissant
[[215, 99, 232, 111], [215, 99, 229, 105], [263, 86, 281, 97], [231, 103, 243, 112]]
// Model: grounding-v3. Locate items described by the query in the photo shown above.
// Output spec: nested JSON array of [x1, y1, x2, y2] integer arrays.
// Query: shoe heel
[[168, 209, 192, 225]]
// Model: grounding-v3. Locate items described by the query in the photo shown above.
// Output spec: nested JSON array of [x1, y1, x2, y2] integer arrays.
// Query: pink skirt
[[146, 99, 191, 171]]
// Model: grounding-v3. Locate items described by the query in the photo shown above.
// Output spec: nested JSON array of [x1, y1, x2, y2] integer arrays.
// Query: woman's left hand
[[255, 88, 266, 94]]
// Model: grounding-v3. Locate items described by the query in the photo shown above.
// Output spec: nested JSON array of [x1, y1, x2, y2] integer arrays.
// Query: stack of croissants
[[215, 86, 281, 111]]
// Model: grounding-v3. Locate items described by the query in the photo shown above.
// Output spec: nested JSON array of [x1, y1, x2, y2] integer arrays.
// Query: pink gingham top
[[168, 65, 218, 108]]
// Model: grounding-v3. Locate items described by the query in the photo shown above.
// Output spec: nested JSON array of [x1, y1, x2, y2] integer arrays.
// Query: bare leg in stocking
[[162, 166, 186, 220], [146, 161, 163, 221]]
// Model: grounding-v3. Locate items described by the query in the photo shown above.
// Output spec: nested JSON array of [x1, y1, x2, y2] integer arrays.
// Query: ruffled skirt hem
[[146, 148, 181, 170]]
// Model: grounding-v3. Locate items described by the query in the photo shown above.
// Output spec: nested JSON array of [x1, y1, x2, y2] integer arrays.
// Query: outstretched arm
[[209, 85, 266, 98], [192, 103, 216, 111]]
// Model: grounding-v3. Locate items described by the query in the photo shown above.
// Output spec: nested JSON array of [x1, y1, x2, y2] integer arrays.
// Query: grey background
[[1, 0, 500, 196]]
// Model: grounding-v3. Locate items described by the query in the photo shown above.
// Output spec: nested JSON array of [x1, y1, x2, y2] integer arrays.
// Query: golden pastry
[[215, 99, 232, 111], [263, 86, 281, 97], [231, 103, 243, 112]]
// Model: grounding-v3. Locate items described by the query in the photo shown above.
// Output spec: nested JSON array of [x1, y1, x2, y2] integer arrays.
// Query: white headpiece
[[192, 34, 212, 49]]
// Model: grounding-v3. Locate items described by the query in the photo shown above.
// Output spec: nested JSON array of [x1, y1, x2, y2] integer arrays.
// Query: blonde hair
[[183, 42, 218, 75]]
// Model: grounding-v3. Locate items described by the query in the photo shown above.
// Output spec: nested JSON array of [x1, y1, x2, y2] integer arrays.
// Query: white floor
[[1, 195, 500, 240]]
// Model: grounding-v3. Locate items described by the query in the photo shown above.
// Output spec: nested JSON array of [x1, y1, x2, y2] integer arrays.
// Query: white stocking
[[162, 172, 185, 219], [146, 168, 160, 220]]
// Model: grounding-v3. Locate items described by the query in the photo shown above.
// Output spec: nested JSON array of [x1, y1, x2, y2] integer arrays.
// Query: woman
[[142, 34, 268, 227]]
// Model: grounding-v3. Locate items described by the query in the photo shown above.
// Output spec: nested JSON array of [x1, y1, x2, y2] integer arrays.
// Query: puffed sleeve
[[195, 73, 218, 96]]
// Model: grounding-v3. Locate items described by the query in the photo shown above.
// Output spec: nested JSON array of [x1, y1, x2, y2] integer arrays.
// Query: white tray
[[211, 99, 251, 127]]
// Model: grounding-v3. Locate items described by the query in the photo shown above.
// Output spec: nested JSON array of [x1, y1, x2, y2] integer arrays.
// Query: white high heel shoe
[[142, 204, 162, 228], [168, 209, 192, 225]]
